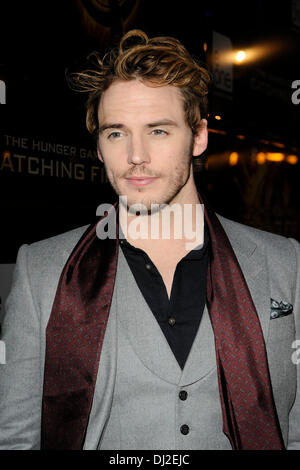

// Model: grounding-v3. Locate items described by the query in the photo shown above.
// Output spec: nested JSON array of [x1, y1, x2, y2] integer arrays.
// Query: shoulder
[[217, 213, 300, 286], [29, 224, 90, 250], [22, 224, 90, 268], [217, 213, 299, 254]]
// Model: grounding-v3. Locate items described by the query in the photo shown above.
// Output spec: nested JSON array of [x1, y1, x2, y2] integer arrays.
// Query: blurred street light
[[235, 50, 246, 64], [257, 152, 266, 164], [229, 152, 239, 165], [286, 155, 298, 165], [266, 152, 285, 162], [214, 40, 285, 66]]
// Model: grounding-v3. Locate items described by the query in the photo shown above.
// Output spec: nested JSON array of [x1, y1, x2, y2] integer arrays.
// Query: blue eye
[[108, 131, 122, 139], [152, 129, 167, 135]]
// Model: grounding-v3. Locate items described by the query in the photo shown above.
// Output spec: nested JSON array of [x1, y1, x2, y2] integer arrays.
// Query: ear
[[192, 119, 208, 157]]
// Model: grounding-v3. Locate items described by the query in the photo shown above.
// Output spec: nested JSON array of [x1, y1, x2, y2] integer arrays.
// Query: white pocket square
[[270, 298, 293, 319]]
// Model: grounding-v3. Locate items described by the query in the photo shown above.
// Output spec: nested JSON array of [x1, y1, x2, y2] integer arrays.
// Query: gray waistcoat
[[83, 248, 232, 450]]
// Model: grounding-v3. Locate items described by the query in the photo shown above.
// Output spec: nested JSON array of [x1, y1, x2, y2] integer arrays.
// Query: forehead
[[98, 79, 186, 124]]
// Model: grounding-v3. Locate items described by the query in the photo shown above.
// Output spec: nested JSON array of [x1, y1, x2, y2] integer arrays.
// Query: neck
[[119, 182, 204, 252]]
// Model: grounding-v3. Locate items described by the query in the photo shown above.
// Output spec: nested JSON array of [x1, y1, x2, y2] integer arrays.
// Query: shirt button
[[179, 390, 188, 401], [168, 317, 176, 326], [145, 263, 151, 270], [180, 424, 190, 435]]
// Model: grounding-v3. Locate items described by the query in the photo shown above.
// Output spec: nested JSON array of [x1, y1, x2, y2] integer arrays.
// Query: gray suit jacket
[[0, 215, 299, 449]]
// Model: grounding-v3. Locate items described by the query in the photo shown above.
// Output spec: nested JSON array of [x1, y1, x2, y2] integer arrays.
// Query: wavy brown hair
[[68, 29, 212, 140]]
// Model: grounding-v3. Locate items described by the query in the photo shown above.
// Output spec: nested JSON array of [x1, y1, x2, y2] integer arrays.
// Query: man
[[0, 29, 299, 450]]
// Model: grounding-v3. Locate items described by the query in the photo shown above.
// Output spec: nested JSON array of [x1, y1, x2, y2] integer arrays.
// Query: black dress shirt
[[120, 222, 210, 369]]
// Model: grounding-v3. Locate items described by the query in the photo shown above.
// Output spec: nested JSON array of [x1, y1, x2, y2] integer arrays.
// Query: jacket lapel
[[218, 215, 270, 340]]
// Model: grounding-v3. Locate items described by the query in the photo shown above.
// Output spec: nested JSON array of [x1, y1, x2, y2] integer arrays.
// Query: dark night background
[[0, 0, 300, 263]]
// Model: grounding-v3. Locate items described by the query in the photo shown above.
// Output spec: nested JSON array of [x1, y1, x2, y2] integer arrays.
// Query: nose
[[127, 134, 150, 165]]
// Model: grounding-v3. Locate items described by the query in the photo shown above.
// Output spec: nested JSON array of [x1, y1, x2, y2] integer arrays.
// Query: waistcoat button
[[179, 390, 188, 400], [168, 317, 176, 326], [180, 424, 190, 435]]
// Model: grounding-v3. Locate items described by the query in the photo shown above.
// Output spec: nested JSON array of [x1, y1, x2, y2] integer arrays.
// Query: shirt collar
[[119, 220, 210, 260]]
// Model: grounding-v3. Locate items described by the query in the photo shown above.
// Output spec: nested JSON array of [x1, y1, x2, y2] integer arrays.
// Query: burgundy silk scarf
[[41, 196, 284, 450]]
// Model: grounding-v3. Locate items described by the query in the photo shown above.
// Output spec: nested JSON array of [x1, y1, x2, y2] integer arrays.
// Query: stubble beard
[[104, 142, 194, 215]]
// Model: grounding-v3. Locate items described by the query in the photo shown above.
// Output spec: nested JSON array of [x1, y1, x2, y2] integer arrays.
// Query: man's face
[[97, 79, 207, 211]]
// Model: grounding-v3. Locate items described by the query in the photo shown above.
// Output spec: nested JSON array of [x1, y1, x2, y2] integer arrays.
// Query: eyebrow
[[98, 119, 178, 134], [147, 119, 178, 128], [98, 123, 125, 134]]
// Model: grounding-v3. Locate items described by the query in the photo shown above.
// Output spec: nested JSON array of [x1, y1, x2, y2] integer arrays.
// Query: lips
[[125, 177, 158, 186]]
